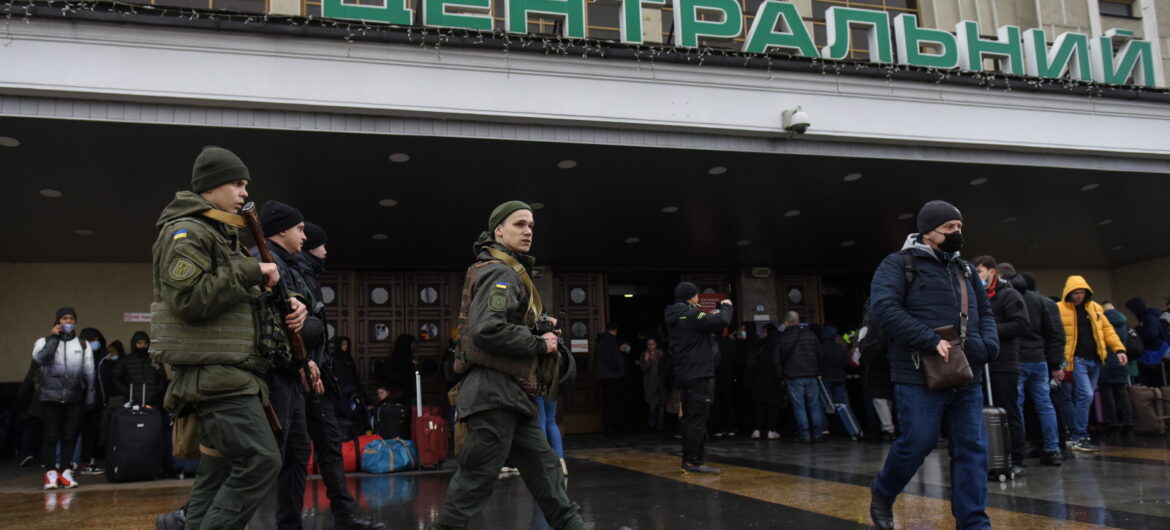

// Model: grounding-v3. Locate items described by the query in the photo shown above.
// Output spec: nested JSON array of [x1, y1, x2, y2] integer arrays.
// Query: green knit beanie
[[488, 201, 532, 232], [192, 147, 250, 193]]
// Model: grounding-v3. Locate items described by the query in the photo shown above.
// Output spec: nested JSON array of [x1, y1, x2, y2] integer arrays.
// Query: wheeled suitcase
[[983, 366, 1013, 483], [411, 371, 448, 468], [818, 377, 863, 440], [107, 384, 164, 482], [376, 402, 409, 440]]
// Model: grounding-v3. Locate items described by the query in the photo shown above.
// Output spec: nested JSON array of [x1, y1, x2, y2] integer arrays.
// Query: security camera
[[782, 107, 810, 134]]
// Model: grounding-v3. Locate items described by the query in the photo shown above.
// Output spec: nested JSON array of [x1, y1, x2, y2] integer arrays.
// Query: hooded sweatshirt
[[1057, 276, 1126, 371]]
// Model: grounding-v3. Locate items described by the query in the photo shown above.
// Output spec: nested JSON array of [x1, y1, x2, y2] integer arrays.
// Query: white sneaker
[[750, 430, 761, 439], [43, 470, 59, 490], [59, 468, 78, 489], [767, 431, 781, 440]]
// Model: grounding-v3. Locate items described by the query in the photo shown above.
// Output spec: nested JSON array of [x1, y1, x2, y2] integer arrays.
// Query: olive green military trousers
[[430, 408, 584, 530], [185, 395, 281, 530]]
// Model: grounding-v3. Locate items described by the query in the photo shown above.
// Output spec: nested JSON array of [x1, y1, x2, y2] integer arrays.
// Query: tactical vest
[[454, 255, 540, 380], [149, 215, 262, 370]]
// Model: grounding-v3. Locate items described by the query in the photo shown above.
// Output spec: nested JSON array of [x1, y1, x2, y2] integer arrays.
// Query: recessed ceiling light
[[530, 202, 545, 210], [378, 199, 398, 207], [40, 189, 63, 198], [74, 229, 94, 236], [1027, 243, 1041, 251], [1110, 245, 1124, 252], [897, 212, 914, 221], [661, 206, 679, 214], [1081, 183, 1100, 191], [841, 241, 855, 247], [388, 153, 410, 163], [784, 210, 801, 217], [708, 166, 727, 175], [1097, 219, 1114, 226], [625, 237, 640, 244], [623, 294, 634, 298], [557, 160, 577, 169], [372, 233, 388, 240], [736, 240, 751, 246], [969, 177, 989, 186], [0, 136, 20, 147], [1002, 216, 1018, 223], [843, 173, 863, 182]]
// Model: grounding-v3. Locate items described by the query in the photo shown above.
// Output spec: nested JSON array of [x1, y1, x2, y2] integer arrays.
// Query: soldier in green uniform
[[150, 146, 306, 530], [429, 201, 585, 530]]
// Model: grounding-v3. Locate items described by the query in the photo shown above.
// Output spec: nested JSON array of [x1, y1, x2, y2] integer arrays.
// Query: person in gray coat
[[31, 307, 95, 489]]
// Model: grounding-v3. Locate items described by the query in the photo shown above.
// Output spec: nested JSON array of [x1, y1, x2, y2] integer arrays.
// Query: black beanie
[[55, 307, 76, 323], [916, 200, 963, 234], [674, 282, 700, 301], [303, 222, 328, 251], [260, 200, 304, 237], [192, 147, 250, 193]]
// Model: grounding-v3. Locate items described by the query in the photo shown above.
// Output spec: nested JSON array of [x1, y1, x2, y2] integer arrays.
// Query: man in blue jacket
[[868, 200, 999, 530]]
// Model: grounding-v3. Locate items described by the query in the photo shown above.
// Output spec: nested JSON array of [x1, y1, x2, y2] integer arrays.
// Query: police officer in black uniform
[[292, 221, 384, 530]]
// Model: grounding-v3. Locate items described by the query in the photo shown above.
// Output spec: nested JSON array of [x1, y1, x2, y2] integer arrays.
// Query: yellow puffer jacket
[[1058, 276, 1125, 370]]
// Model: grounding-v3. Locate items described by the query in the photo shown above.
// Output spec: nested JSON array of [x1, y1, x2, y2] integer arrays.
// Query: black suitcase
[[983, 367, 1013, 483], [375, 402, 409, 440], [107, 384, 164, 482]]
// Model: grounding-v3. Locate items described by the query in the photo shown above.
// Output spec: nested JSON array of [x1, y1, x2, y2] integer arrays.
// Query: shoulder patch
[[494, 282, 509, 289], [169, 258, 198, 281], [488, 286, 508, 312], [172, 229, 189, 240]]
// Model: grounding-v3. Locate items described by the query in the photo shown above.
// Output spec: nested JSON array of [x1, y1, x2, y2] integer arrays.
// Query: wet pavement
[[2, 430, 1168, 528]]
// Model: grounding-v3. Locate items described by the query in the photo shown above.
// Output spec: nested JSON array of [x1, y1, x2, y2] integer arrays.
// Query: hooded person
[[32, 307, 95, 489], [1124, 298, 1170, 368], [1100, 308, 1135, 431], [1057, 276, 1127, 451], [114, 331, 165, 408]]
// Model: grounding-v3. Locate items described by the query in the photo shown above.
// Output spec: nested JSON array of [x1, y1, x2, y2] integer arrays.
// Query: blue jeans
[[873, 383, 990, 529], [1071, 360, 1102, 440], [1017, 362, 1060, 452], [787, 378, 825, 440], [535, 396, 564, 459]]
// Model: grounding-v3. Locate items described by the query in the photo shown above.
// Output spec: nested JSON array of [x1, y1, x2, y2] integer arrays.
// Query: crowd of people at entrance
[[11, 150, 1170, 530]]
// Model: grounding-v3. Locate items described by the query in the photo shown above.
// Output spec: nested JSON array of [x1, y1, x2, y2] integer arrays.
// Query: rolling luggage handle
[[817, 377, 836, 413], [415, 370, 423, 416], [984, 365, 994, 408], [125, 383, 147, 411]]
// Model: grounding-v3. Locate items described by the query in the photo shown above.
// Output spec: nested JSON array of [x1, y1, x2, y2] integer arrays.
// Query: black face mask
[[937, 230, 964, 253]]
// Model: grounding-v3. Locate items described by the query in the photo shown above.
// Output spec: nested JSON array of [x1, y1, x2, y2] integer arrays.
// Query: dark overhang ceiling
[[1, 116, 1167, 273]]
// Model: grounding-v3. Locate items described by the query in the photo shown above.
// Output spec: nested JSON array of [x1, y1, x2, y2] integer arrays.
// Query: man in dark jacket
[[868, 200, 998, 530], [1125, 297, 1169, 386], [594, 322, 625, 436], [818, 326, 849, 413], [664, 282, 732, 474], [972, 256, 1030, 474], [430, 201, 583, 530], [779, 311, 824, 442], [291, 222, 383, 530], [252, 200, 329, 530], [114, 331, 165, 408], [1009, 272, 1066, 466]]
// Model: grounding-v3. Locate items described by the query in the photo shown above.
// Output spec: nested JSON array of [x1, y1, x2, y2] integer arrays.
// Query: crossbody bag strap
[[957, 266, 969, 345], [485, 247, 542, 322]]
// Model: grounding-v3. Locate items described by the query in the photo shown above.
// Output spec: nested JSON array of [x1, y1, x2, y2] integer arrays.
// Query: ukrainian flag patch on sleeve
[[172, 229, 189, 240], [494, 282, 509, 289]]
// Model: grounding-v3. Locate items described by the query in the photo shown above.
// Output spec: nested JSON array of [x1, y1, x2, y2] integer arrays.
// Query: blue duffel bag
[[361, 438, 418, 474]]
